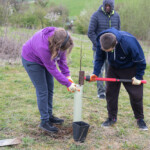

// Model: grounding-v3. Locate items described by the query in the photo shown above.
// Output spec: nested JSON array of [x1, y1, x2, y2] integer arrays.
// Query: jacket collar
[[101, 6, 114, 16]]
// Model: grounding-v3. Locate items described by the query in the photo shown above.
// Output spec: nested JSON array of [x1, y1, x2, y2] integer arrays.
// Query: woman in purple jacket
[[22, 27, 79, 133]]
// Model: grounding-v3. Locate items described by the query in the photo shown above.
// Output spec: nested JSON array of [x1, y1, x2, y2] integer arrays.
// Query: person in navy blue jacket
[[88, 0, 120, 100], [90, 28, 148, 130]]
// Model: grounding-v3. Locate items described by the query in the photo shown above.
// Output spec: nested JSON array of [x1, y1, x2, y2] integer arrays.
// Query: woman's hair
[[48, 28, 74, 60], [100, 33, 117, 50]]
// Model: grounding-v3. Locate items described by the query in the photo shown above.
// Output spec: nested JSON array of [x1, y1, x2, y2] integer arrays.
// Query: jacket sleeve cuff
[[66, 81, 72, 87], [135, 75, 143, 80], [93, 71, 99, 77]]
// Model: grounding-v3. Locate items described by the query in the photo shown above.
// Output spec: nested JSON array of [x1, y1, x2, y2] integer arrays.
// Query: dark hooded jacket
[[88, 0, 120, 51], [93, 28, 146, 80]]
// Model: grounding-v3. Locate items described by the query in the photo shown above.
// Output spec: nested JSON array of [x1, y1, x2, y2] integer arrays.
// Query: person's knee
[[37, 90, 48, 97]]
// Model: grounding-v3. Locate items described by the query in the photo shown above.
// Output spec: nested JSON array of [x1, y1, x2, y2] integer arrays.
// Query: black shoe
[[101, 118, 117, 127], [137, 119, 148, 130], [99, 94, 106, 99], [39, 121, 58, 133], [49, 115, 64, 125]]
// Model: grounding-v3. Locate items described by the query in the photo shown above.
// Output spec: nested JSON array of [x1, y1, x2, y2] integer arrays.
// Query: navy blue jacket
[[93, 28, 146, 80], [88, 4, 120, 51]]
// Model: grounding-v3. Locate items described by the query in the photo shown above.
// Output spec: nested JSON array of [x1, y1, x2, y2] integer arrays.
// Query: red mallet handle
[[84, 76, 147, 84]]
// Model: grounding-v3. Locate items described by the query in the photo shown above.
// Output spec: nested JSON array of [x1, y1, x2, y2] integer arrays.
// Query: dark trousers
[[106, 66, 144, 119], [22, 57, 54, 121], [93, 51, 108, 95]]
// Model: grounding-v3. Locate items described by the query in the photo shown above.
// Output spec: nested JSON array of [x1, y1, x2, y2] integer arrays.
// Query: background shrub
[[118, 0, 150, 40]]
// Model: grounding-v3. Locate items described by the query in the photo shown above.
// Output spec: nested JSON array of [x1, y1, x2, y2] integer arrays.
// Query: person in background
[[22, 27, 79, 133], [90, 27, 148, 130], [88, 0, 120, 99]]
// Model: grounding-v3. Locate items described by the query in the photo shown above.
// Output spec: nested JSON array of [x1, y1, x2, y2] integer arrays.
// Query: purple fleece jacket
[[22, 27, 71, 87]]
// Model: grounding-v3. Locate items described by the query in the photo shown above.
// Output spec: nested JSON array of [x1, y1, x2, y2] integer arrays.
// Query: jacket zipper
[[114, 48, 116, 60], [109, 15, 111, 27]]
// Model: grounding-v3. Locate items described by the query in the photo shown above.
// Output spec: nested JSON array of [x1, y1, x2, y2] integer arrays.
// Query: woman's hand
[[67, 83, 80, 92]]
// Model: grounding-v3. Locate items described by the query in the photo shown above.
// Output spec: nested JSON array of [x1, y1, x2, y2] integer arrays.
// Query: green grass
[[49, 0, 92, 16], [48, 0, 124, 16], [0, 32, 150, 149]]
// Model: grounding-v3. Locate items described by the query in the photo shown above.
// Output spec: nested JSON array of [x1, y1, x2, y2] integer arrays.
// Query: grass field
[[48, 0, 124, 16], [0, 29, 150, 149]]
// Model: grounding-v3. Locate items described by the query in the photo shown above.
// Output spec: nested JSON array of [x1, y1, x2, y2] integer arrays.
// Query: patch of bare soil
[[26, 123, 73, 140], [48, 124, 73, 139]]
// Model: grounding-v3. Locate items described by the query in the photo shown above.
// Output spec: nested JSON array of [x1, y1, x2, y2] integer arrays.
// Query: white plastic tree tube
[[73, 85, 83, 122]]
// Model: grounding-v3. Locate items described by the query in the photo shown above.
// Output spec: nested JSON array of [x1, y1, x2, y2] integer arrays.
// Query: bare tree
[[0, 0, 10, 26], [9, 0, 27, 12]]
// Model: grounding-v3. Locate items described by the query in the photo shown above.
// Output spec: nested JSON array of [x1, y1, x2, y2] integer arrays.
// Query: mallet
[[84, 76, 147, 84]]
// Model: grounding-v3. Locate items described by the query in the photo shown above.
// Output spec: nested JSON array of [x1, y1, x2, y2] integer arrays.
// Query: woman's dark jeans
[[22, 57, 54, 121]]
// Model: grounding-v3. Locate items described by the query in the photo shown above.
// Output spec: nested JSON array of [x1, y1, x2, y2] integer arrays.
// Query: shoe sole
[[53, 122, 64, 125], [51, 121, 64, 125], [101, 122, 116, 128], [139, 128, 148, 131], [39, 125, 58, 133], [99, 98, 105, 100]]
